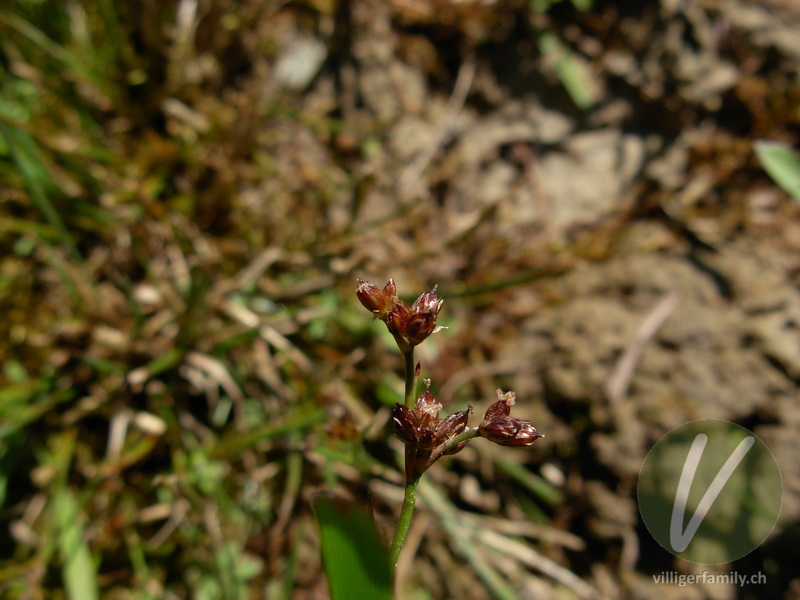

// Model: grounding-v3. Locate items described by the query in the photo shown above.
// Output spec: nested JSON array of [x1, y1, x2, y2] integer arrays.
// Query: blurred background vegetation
[[1, 0, 799, 598]]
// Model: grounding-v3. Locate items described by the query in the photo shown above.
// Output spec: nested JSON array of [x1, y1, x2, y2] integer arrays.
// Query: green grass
[[0, 1, 577, 598]]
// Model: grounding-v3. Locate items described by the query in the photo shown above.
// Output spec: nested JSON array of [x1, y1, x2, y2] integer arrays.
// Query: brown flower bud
[[478, 389, 543, 447], [392, 404, 419, 445], [478, 416, 543, 447], [415, 386, 442, 426], [437, 406, 472, 456], [406, 312, 438, 345], [358, 279, 445, 352], [411, 286, 444, 317], [406, 287, 444, 345], [434, 407, 470, 447], [483, 390, 515, 421], [385, 301, 412, 337], [356, 278, 400, 320], [381, 278, 397, 301], [356, 279, 385, 313]]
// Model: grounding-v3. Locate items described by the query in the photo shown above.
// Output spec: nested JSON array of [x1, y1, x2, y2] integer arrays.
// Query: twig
[[398, 56, 476, 197], [605, 291, 681, 405]]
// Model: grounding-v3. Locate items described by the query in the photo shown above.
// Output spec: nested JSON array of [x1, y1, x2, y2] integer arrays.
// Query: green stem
[[443, 427, 481, 453], [389, 472, 419, 568], [403, 349, 418, 408], [418, 428, 481, 474], [392, 346, 421, 573]]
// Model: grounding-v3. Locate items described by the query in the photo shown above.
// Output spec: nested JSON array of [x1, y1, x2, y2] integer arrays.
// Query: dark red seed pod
[[479, 416, 543, 447], [483, 389, 515, 420], [483, 399, 511, 421], [502, 421, 544, 447], [411, 286, 443, 317], [414, 388, 441, 426], [381, 278, 398, 301], [434, 408, 471, 446], [385, 301, 412, 336], [392, 404, 419, 445], [406, 312, 438, 345], [356, 279, 387, 315]]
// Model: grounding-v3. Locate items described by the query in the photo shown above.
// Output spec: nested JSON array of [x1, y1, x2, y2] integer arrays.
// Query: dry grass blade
[[605, 291, 681, 405], [397, 56, 477, 198], [477, 529, 602, 600]]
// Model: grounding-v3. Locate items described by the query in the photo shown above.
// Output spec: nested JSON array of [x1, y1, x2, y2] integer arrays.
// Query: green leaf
[[53, 488, 99, 600], [754, 141, 800, 203], [312, 494, 392, 600], [537, 31, 597, 110], [210, 406, 326, 458]]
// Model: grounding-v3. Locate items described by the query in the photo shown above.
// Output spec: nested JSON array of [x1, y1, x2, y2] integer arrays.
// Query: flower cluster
[[391, 382, 472, 482], [356, 278, 444, 354], [356, 278, 543, 486]]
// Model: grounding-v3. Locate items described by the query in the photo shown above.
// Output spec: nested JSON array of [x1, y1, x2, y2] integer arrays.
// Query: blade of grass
[[126, 534, 158, 600], [312, 494, 393, 600], [44, 430, 99, 600], [0, 8, 114, 107], [754, 141, 800, 203], [496, 459, 562, 507], [537, 30, 597, 110], [52, 487, 100, 600], [419, 479, 522, 600], [210, 406, 326, 458], [281, 519, 303, 600], [0, 123, 82, 262]]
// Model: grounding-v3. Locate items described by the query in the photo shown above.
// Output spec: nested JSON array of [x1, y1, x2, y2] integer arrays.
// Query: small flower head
[[411, 286, 443, 317], [437, 407, 471, 455], [356, 278, 397, 319], [415, 384, 441, 421], [406, 287, 444, 345], [479, 416, 543, 446], [356, 278, 445, 351], [390, 382, 473, 479], [478, 389, 543, 447]]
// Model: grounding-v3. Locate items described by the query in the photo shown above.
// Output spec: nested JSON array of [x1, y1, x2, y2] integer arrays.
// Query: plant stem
[[403, 349, 417, 408], [390, 472, 419, 569], [392, 347, 421, 572], [445, 427, 481, 452]]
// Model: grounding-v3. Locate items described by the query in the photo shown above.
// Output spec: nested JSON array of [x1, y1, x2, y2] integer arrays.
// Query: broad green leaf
[[312, 494, 392, 600], [754, 141, 800, 203]]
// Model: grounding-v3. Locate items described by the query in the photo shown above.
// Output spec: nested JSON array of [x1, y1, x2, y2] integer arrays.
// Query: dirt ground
[[335, 0, 800, 598], [4, 0, 800, 598]]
